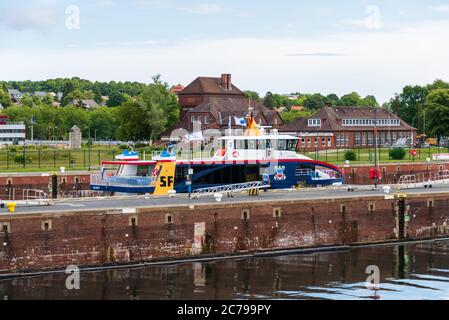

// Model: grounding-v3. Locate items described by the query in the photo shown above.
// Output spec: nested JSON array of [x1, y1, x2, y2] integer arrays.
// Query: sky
[[1, 0, 449, 102]]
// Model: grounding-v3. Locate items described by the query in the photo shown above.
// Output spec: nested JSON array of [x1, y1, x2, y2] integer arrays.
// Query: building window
[[322, 138, 326, 147], [355, 132, 361, 146], [368, 132, 373, 145], [336, 134, 340, 147], [308, 119, 321, 127], [307, 139, 311, 148], [362, 132, 367, 146], [328, 138, 332, 147], [380, 132, 386, 146], [191, 116, 195, 123], [301, 138, 306, 148], [198, 116, 203, 124], [204, 116, 210, 125]]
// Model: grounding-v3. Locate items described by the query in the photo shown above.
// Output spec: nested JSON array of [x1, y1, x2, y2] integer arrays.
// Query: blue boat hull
[[91, 160, 344, 194]]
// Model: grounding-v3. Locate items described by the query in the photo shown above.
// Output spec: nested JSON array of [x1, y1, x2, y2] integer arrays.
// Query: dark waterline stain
[[2, 241, 449, 300]]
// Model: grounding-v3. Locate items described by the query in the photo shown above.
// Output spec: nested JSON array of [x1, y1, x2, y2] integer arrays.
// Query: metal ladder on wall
[[191, 181, 270, 199]]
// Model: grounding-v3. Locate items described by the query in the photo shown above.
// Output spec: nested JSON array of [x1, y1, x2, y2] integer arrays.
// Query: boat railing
[[91, 174, 152, 187], [152, 150, 217, 161]]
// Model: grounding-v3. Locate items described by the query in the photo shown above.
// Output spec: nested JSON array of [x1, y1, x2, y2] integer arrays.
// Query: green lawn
[[0, 147, 122, 171], [302, 147, 449, 165], [0, 146, 447, 173]]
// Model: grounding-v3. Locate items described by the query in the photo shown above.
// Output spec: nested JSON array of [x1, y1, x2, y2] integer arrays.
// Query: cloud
[[1, 20, 449, 103], [183, 3, 225, 14], [0, 6, 58, 33], [95, 0, 115, 8], [340, 5, 381, 30], [430, 4, 449, 13], [287, 53, 347, 57]]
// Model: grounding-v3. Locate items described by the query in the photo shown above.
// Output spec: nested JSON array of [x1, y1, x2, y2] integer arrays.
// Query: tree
[[107, 91, 127, 107], [303, 94, 326, 112], [63, 90, 94, 106], [338, 92, 362, 106], [88, 107, 117, 140], [326, 94, 339, 106], [244, 91, 261, 102], [20, 95, 34, 108], [263, 92, 277, 109], [424, 89, 449, 138], [281, 109, 309, 123], [388, 85, 428, 132], [427, 79, 449, 91], [360, 95, 379, 107], [117, 78, 179, 142], [0, 85, 12, 108]]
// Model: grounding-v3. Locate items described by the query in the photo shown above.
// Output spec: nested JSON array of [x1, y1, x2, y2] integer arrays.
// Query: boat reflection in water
[[2, 241, 449, 300]]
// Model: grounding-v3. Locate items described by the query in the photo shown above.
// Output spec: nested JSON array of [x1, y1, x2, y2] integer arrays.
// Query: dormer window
[[308, 119, 321, 127]]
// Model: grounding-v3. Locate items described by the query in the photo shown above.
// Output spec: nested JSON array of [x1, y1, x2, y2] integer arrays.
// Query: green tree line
[[0, 76, 179, 142], [385, 79, 449, 138]]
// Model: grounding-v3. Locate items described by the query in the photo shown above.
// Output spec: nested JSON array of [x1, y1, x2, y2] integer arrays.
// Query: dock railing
[[397, 170, 449, 189], [91, 174, 153, 188]]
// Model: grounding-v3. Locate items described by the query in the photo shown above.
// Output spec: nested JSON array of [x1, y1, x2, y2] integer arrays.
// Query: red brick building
[[163, 74, 283, 138], [280, 105, 417, 151]]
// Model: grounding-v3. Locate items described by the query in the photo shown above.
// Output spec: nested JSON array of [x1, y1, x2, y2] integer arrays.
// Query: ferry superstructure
[[91, 115, 344, 195]]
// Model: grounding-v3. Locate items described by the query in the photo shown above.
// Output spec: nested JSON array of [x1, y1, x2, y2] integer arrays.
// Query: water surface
[[1, 241, 449, 300]]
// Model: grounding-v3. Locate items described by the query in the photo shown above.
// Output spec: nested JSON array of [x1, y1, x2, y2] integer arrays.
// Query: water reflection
[[2, 241, 449, 300]]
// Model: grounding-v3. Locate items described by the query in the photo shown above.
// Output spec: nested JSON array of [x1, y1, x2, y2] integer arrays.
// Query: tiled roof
[[281, 106, 416, 132], [179, 77, 245, 96]]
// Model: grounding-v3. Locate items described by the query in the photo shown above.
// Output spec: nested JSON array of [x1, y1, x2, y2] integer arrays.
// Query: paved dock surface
[[6, 184, 449, 216]]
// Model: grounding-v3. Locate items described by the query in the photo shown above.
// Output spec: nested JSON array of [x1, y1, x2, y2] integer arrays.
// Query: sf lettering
[[160, 176, 174, 188]]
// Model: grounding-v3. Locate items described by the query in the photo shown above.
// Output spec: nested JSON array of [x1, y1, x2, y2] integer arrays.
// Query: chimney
[[221, 74, 228, 90], [221, 74, 232, 90]]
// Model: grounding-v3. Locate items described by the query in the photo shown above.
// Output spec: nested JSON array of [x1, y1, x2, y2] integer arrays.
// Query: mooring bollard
[[6, 202, 16, 213]]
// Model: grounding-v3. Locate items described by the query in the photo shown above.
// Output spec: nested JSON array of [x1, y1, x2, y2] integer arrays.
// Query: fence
[[302, 146, 449, 165], [0, 148, 120, 171]]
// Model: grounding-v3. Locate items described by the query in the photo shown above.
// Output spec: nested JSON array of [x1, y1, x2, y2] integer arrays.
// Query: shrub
[[14, 154, 33, 164], [389, 148, 406, 160], [8, 147, 17, 153], [344, 150, 357, 161]]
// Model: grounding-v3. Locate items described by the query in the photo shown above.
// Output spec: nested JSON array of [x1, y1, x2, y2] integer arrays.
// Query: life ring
[[232, 151, 240, 158]]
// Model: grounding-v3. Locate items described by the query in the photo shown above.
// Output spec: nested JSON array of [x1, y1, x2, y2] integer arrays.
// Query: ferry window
[[266, 139, 273, 149], [287, 140, 297, 151], [235, 140, 245, 149], [137, 165, 154, 177], [258, 140, 266, 150], [247, 140, 257, 150], [278, 140, 288, 151]]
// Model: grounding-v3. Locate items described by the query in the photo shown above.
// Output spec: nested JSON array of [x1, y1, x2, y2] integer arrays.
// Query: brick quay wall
[[0, 161, 448, 198], [1, 192, 449, 275]]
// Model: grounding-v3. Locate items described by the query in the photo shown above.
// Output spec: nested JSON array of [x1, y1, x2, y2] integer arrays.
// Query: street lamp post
[[373, 108, 379, 188]]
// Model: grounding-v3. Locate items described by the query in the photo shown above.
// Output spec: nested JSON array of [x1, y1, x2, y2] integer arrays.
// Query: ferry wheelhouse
[[91, 116, 344, 195]]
